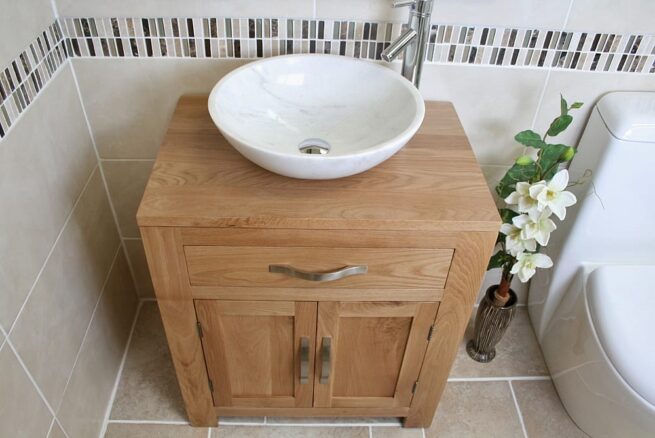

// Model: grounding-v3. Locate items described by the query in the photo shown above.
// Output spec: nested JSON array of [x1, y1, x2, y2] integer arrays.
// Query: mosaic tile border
[[61, 17, 655, 74], [1, 16, 653, 140], [0, 21, 67, 139]]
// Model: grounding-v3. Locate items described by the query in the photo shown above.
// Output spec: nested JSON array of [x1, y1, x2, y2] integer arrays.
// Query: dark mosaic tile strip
[[0, 20, 67, 139], [59, 17, 655, 74]]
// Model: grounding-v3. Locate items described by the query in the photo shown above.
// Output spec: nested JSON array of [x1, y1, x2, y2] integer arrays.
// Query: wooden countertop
[[136, 95, 500, 232]]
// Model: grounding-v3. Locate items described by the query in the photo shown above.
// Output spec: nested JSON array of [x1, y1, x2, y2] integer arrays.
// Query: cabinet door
[[195, 300, 317, 408], [314, 301, 439, 408]]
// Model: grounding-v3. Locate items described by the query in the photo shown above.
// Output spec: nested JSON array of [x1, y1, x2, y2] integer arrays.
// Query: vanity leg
[[141, 227, 217, 427], [404, 232, 497, 428]]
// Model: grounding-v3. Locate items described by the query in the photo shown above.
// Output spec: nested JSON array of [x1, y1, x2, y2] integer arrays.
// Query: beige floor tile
[[267, 417, 401, 425], [371, 427, 424, 437], [450, 308, 548, 378], [123, 239, 155, 298], [105, 423, 208, 437], [425, 381, 523, 438], [110, 302, 187, 421], [513, 380, 589, 437], [212, 426, 370, 437]]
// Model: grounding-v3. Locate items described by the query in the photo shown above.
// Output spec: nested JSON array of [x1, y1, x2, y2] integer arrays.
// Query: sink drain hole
[[298, 138, 330, 155]]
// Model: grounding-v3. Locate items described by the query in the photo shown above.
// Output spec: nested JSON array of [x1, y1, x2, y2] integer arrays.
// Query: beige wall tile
[[73, 58, 249, 159], [512, 380, 588, 437], [11, 169, 121, 408], [316, 0, 570, 28], [124, 239, 155, 298], [0, 65, 96, 330], [103, 160, 154, 238], [566, 0, 655, 33], [56, 0, 313, 18], [105, 423, 208, 437], [0, 0, 54, 67], [0, 344, 53, 437], [426, 381, 523, 437], [48, 421, 67, 438], [57, 251, 138, 438], [419, 64, 549, 165], [531, 71, 655, 150], [213, 426, 370, 437], [451, 308, 547, 378], [110, 302, 186, 421]]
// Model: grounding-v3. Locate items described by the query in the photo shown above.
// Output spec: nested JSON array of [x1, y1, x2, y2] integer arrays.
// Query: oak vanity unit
[[136, 96, 500, 428]]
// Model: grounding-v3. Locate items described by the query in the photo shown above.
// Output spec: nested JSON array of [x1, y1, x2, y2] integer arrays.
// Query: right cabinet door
[[313, 301, 439, 408]]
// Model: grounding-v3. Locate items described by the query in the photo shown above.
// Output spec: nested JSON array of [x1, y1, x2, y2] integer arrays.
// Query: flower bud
[[516, 155, 534, 166], [562, 147, 576, 161]]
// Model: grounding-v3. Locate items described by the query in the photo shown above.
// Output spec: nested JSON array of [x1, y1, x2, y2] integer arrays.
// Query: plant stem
[[494, 266, 513, 306]]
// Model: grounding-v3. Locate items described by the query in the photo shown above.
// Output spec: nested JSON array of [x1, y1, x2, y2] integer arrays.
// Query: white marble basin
[[208, 54, 425, 179]]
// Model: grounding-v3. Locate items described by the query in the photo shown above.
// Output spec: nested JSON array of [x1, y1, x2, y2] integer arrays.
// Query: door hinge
[[196, 321, 203, 338], [412, 381, 418, 394], [208, 378, 214, 393], [427, 325, 435, 341]]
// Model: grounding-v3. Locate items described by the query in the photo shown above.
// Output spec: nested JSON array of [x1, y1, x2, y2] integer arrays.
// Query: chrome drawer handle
[[299, 337, 310, 384], [268, 264, 368, 282], [319, 337, 331, 384]]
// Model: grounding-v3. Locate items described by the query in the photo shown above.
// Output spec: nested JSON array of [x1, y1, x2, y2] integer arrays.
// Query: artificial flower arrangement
[[488, 96, 583, 307]]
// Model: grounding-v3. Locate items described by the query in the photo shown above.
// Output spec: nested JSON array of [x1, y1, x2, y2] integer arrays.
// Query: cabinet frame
[[141, 226, 496, 428]]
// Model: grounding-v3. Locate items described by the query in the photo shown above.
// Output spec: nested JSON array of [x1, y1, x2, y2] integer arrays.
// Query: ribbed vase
[[466, 285, 518, 363]]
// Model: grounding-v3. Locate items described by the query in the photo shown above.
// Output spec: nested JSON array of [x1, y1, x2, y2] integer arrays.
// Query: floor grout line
[[368, 425, 373, 438], [509, 381, 530, 438], [99, 300, 144, 438]]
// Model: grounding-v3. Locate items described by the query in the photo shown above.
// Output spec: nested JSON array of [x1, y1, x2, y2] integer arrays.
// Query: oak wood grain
[[136, 96, 499, 232], [184, 246, 453, 289]]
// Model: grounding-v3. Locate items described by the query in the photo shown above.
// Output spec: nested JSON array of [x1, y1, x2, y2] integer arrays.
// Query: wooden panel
[[195, 300, 317, 408], [185, 246, 453, 289], [140, 227, 215, 426], [404, 232, 498, 428], [136, 97, 501, 232], [314, 301, 439, 409], [191, 286, 443, 302]]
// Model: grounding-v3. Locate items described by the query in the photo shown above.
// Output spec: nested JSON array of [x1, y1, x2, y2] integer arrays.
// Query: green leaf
[[560, 95, 568, 116], [547, 114, 573, 137], [499, 208, 519, 224], [487, 250, 510, 270], [514, 130, 546, 148], [538, 144, 569, 180], [495, 161, 538, 198], [570, 102, 583, 109]]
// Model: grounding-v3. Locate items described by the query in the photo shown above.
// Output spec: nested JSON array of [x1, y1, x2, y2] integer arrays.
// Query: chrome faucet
[[381, 0, 435, 88]]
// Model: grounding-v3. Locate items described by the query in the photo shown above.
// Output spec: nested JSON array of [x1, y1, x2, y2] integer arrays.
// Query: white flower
[[512, 208, 557, 246], [500, 223, 537, 256], [504, 182, 538, 213], [528, 169, 577, 220], [510, 252, 553, 282]]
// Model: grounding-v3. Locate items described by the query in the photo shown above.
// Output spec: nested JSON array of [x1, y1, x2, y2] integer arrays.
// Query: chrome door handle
[[299, 337, 310, 384], [269, 264, 367, 282], [319, 337, 331, 384]]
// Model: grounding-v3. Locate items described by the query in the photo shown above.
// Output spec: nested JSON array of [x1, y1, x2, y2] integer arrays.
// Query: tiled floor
[[104, 302, 588, 437]]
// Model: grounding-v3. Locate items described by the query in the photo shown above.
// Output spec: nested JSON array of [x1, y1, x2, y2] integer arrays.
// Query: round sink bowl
[[208, 54, 425, 179]]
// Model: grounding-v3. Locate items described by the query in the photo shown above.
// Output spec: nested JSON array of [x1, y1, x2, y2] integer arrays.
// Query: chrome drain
[[298, 138, 330, 155]]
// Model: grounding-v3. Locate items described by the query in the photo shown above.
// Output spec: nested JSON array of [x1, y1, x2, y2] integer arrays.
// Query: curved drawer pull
[[269, 264, 368, 282]]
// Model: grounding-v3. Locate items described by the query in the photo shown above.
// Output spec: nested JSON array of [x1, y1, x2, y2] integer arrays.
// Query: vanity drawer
[[184, 246, 453, 289]]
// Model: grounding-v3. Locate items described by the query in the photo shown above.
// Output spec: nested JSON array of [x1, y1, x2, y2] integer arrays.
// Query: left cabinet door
[[195, 300, 317, 408]]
